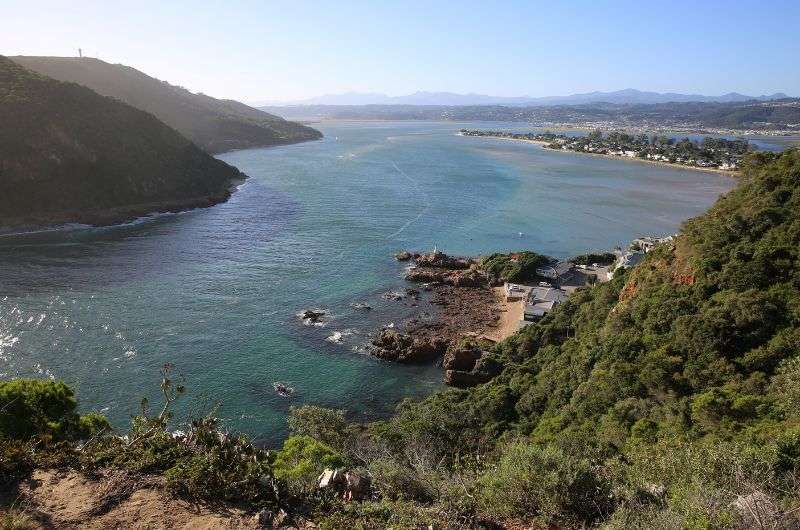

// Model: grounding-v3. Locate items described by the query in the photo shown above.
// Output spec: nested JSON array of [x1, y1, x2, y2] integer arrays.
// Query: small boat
[[273, 382, 295, 397]]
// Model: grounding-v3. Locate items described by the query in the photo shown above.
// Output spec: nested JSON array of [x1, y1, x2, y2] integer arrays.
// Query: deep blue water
[[0, 121, 735, 445]]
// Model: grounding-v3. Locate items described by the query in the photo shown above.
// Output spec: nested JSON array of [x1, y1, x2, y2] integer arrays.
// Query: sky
[[2, 0, 799, 103]]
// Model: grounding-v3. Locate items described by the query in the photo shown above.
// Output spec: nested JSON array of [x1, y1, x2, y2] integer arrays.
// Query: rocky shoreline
[[369, 250, 505, 387]]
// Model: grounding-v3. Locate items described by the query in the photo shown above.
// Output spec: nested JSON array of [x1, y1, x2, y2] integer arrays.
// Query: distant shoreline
[[461, 134, 739, 176]]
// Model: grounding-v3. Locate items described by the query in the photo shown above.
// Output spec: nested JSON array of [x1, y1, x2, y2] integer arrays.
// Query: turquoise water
[[0, 121, 734, 445]]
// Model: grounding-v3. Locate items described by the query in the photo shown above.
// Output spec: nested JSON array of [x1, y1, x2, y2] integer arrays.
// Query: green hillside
[[0, 56, 243, 228], [13, 56, 322, 154]]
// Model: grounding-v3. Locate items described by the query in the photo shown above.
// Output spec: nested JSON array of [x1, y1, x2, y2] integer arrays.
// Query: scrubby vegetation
[[480, 251, 551, 283], [2, 149, 799, 528], [0, 55, 243, 227], [570, 252, 617, 266]]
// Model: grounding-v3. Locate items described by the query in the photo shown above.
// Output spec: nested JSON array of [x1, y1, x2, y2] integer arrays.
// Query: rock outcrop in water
[[402, 251, 489, 287], [370, 328, 448, 363], [367, 251, 503, 383], [0, 56, 244, 229]]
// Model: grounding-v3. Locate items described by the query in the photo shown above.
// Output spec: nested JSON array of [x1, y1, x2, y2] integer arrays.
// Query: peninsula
[[461, 128, 751, 171]]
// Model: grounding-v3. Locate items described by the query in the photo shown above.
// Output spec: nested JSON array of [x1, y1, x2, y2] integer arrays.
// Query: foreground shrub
[[273, 435, 344, 494], [0, 440, 34, 484], [477, 440, 611, 524], [0, 379, 109, 441], [287, 405, 349, 451], [609, 439, 800, 529]]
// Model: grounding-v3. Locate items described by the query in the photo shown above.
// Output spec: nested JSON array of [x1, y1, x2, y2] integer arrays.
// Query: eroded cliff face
[[0, 56, 244, 229]]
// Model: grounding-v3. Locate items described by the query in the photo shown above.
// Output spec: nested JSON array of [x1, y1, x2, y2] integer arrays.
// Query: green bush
[[0, 440, 34, 484], [477, 440, 611, 524], [0, 379, 109, 441], [288, 405, 348, 451], [273, 435, 345, 494], [480, 251, 550, 283]]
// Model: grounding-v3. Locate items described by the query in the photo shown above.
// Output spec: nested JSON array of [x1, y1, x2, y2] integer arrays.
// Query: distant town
[[460, 129, 752, 171]]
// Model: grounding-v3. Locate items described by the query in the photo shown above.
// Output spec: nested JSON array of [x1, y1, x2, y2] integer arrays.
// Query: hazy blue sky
[[3, 0, 799, 103]]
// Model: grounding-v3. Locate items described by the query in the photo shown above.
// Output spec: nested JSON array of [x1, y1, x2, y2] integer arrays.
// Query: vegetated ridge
[[0, 56, 244, 228], [12, 56, 322, 154]]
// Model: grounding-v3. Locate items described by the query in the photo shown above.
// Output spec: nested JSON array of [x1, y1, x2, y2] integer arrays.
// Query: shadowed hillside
[[0, 56, 244, 228], [13, 56, 322, 154]]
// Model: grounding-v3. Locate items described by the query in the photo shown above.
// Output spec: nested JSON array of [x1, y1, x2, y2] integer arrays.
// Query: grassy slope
[[0, 56, 243, 226], [13, 56, 322, 154]]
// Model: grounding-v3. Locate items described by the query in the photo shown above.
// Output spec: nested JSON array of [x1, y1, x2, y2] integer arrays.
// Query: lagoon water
[[0, 121, 734, 445]]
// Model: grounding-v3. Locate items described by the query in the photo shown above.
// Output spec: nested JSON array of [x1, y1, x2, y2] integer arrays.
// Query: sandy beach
[[483, 286, 525, 342]]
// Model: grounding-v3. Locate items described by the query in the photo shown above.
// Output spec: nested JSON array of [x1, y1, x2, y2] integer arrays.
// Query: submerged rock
[[298, 308, 327, 325]]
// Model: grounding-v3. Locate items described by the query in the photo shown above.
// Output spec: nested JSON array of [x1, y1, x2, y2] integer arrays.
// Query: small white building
[[504, 283, 527, 301]]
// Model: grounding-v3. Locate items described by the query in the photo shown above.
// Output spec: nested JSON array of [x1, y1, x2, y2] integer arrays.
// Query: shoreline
[[463, 134, 739, 176], [0, 177, 248, 236], [369, 252, 521, 386]]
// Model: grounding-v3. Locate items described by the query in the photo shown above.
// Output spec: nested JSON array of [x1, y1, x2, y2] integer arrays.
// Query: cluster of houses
[[461, 129, 748, 171], [506, 235, 675, 329]]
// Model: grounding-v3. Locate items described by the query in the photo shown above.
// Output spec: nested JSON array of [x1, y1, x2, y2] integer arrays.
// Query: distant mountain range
[[12, 56, 321, 154], [260, 89, 790, 107], [262, 98, 800, 132]]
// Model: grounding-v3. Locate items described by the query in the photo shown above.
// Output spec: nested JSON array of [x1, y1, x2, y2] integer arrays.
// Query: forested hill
[[332, 148, 800, 526], [0, 56, 243, 228], [13, 56, 322, 154]]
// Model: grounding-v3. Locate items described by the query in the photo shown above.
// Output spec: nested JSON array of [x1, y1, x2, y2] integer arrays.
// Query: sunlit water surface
[[0, 121, 736, 445]]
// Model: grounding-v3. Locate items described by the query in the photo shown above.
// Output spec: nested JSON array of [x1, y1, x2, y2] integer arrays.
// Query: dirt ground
[[3, 469, 261, 529], [483, 287, 525, 342]]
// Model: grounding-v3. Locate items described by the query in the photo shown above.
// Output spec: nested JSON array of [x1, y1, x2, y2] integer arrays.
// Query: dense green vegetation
[[480, 251, 551, 283], [12, 56, 322, 154], [570, 252, 617, 266], [0, 56, 243, 227], [2, 149, 799, 528]]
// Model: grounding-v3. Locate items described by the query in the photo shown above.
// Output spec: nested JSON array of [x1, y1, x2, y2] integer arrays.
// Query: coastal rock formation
[[442, 344, 483, 371], [404, 265, 488, 287], [413, 251, 473, 269], [370, 329, 447, 363], [0, 56, 244, 229], [442, 343, 503, 387], [317, 468, 372, 501]]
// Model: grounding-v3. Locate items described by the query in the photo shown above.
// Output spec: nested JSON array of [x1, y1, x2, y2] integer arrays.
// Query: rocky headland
[[369, 250, 506, 387]]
